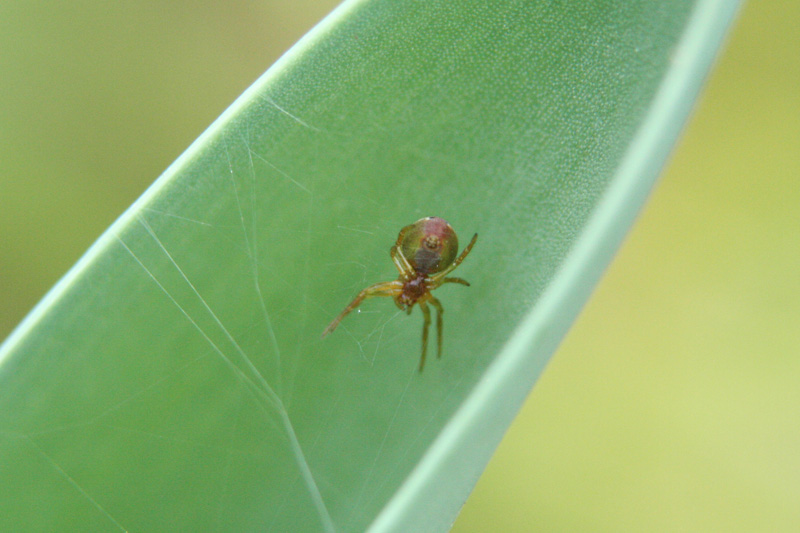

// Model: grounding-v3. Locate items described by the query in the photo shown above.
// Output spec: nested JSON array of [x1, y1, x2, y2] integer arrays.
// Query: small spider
[[322, 216, 477, 371]]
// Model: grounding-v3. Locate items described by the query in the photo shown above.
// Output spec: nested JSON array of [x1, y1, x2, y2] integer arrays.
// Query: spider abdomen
[[399, 217, 459, 275]]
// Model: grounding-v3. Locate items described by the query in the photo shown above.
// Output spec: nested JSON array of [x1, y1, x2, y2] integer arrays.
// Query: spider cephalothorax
[[323, 216, 477, 371]]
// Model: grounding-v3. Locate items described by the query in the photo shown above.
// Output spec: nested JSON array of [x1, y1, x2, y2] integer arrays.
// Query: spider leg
[[391, 222, 421, 278], [429, 296, 444, 359], [390, 245, 414, 279], [418, 300, 431, 372], [429, 276, 470, 290], [322, 280, 403, 337], [430, 232, 478, 282], [393, 223, 413, 248]]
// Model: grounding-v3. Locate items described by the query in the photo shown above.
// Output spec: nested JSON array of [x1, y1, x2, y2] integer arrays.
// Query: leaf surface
[[0, 0, 739, 530]]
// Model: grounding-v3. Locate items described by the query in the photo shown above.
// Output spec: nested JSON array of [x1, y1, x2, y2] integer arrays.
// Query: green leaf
[[0, 0, 739, 531]]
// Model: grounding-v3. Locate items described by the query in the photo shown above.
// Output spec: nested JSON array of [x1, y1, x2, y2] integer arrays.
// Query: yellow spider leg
[[322, 280, 402, 337], [390, 245, 414, 279], [429, 296, 444, 359], [429, 276, 471, 290], [391, 222, 419, 277], [393, 223, 413, 248], [418, 300, 431, 372], [431, 232, 478, 282]]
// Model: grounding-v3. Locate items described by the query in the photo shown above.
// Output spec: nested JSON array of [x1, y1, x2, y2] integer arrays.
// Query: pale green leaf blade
[[0, 1, 739, 531]]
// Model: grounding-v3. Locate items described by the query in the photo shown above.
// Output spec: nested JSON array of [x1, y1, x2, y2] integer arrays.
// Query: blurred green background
[[1, 1, 797, 531]]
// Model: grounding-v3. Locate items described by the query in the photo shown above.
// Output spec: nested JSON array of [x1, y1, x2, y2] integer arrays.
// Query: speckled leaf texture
[[0, 1, 739, 531]]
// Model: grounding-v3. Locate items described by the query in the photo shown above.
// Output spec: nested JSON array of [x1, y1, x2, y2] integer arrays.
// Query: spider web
[[0, 95, 496, 531]]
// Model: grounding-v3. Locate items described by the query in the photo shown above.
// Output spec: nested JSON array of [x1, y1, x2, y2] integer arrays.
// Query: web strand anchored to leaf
[[116, 223, 336, 532]]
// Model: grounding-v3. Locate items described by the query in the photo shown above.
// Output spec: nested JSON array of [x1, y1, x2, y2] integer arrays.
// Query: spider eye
[[399, 217, 459, 274]]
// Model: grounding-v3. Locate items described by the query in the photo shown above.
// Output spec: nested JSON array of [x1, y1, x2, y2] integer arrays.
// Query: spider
[[322, 216, 477, 371]]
